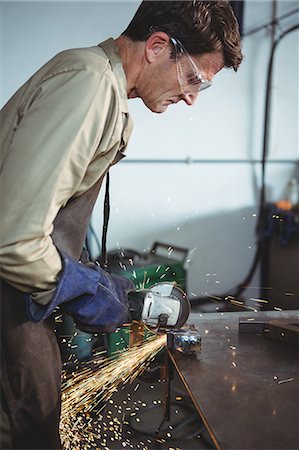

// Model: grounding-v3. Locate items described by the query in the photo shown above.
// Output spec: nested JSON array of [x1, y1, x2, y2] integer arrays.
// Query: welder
[[0, 1, 242, 448]]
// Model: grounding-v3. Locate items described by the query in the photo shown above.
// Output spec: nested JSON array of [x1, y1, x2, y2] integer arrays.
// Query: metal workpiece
[[263, 318, 299, 347], [238, 318, 265, 334], [239, 316, 299, 347], [169, 310, 299, 450], [129, 321, 145, 347], [167, 325, 201, 355]]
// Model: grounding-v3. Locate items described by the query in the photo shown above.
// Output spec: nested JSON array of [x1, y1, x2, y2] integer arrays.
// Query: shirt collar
[[99, 38, 129, 114]]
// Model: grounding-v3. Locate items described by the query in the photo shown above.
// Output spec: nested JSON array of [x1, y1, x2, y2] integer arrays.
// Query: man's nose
[[181, 91, 199, 106]]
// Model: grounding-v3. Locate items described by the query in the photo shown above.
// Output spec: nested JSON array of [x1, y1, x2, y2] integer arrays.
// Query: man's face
[[131, 50, 224, 114]]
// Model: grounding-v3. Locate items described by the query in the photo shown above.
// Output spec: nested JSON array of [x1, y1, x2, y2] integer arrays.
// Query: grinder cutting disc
[[141, 282, 191, 329]]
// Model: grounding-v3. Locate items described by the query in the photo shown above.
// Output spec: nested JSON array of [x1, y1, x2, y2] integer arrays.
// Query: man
[[0, 1, 242, 448]]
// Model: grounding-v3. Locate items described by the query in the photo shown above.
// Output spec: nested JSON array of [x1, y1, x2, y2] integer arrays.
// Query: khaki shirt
[[0, 38, 133, 294]]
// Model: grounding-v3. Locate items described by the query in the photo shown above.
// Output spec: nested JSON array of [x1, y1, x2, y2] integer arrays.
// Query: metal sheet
[[169, 310, 299, 450]]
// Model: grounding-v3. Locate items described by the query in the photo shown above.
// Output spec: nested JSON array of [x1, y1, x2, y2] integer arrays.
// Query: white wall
[[1, 1, 298, 304]]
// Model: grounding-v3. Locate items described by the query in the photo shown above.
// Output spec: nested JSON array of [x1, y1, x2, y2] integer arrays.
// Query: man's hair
[[123, 0, 243, 71]]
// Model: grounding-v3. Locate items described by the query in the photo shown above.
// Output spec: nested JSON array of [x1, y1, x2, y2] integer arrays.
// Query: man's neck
[[115, 35, 145, 98]]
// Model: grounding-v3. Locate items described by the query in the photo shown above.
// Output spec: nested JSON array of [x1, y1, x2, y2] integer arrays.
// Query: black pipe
[[227, 23, 299, 300], [243, 7, 299, 38], [191, 23, 299, 306]]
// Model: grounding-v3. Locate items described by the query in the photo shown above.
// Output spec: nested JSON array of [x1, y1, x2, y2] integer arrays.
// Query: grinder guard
[[128, 283, 190, 329]]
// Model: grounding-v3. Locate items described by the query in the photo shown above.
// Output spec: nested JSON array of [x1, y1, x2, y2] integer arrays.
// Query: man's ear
[[145, 32, 170, 63]]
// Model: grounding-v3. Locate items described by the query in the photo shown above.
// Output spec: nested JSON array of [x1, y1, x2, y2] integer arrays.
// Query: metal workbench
[[169, 311, 299, 450]]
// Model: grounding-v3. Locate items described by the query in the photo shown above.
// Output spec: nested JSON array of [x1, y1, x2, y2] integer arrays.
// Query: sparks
[[60, 333, 166, 449]]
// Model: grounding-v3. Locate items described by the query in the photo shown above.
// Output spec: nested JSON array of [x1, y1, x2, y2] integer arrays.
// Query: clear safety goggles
[[170, 37, 212, 94]]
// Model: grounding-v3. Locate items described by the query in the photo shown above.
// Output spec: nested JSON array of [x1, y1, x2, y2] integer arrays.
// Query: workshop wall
[[1, 1, 298, 305]]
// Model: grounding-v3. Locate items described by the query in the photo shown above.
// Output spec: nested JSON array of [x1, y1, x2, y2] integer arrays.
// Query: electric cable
[[190, 23, 299, 307], [101, 172, 110, 268], [229, 23, 299, 300], [192, 23, 299, 308], [85, 173, 111, 266]]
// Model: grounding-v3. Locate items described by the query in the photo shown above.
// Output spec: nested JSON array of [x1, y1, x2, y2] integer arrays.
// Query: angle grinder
[[128, 282, 191, 330]]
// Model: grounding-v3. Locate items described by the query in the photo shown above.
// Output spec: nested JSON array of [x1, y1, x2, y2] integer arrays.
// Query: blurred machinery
[[103, 241, 188, 291], [260, 203, 299, 310]]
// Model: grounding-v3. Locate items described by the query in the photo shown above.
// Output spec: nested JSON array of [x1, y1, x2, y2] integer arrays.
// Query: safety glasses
[[170, 37, 212, 94]]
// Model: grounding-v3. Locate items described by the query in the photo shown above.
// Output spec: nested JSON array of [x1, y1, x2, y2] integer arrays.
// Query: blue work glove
[[25, 250, 135, 333]]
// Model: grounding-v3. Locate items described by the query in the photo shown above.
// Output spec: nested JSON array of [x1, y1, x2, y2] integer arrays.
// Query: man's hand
[[63, 269, 134, 333], [25, 250, 135, 333]]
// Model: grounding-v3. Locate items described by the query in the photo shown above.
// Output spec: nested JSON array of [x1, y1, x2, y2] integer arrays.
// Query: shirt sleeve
[[0, 68, 117, 294]]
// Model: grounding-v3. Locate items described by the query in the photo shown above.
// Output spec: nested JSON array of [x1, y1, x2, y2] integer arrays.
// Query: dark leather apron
[[0, 152, 121, 449]]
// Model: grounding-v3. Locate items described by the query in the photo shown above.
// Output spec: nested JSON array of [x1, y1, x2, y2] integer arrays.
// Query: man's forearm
[[0, 237, 61, 295]]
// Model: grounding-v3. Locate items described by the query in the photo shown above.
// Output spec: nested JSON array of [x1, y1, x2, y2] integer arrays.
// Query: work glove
[[25, 250, 135, 333]]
